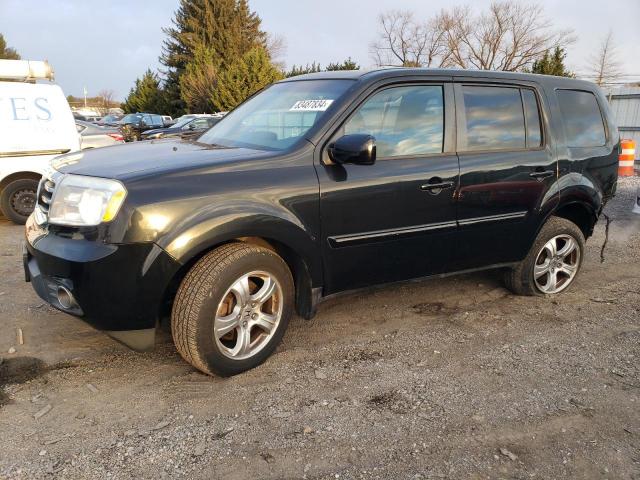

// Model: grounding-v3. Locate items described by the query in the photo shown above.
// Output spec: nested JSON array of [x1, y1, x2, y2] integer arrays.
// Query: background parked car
[[76, 120, 124, 149], [162, 115, 174, 126], [171, 113, 225, 125], [97, 114, 123, 127], [119, 113, 164, 141], [140, 116, 221, 140]]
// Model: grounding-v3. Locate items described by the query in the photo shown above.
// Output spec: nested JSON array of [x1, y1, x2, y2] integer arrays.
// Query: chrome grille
[[37, 177, 55, 213], [34, 171, 62, 224]]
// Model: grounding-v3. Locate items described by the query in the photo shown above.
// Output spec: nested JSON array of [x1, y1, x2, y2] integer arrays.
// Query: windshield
[[199, 80, 354, 150], [121, 114, 142, 124]]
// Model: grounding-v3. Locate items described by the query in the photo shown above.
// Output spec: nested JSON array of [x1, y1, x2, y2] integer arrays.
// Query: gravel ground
[[0, 177, 638, 480]]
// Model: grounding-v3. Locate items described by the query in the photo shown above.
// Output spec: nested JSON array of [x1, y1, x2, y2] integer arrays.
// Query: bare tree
[[372, 2, 574, 72], [97, 89, 116, 115], [438, 2, 575, 71], [370, 10, 448, 67], [266, 33, 287, 71], [586, 30, 623, 86]]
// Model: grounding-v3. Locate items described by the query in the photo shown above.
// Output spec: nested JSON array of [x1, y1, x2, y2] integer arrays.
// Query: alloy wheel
[[213, 271, 283, 360], [533, 234, 581, 294]]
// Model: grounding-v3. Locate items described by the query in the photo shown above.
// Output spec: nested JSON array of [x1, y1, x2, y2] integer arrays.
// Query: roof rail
[[0, 60, 54, 82]]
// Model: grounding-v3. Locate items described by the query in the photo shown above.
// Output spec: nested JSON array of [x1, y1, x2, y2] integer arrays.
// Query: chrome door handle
[[529, 170, 555, 179], [420, 181, 454, 191]]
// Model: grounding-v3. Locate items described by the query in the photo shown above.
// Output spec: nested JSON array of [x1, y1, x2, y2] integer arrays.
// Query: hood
[[52, 139, 269, 180]]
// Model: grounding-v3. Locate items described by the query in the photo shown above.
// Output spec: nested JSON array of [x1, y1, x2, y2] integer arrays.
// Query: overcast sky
[[1, 0, 638, 100]]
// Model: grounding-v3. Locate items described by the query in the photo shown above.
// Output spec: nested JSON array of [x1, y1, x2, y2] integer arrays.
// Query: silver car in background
[[76, 120, 124, 149]]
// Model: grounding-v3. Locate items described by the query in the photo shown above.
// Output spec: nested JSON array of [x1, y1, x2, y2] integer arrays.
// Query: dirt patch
[[412, 301, 459, 316], [0, 356, 48, 386], [367, 389, 445, 418], [0, 356, 48, 407]]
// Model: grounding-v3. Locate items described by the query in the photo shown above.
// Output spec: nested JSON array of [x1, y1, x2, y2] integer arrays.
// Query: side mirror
[[188, 123, 196, 130], [328, 134, 376, 165]]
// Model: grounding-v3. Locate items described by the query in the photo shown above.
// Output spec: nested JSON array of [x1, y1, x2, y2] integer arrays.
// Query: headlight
[[48, 175, 127, 226]]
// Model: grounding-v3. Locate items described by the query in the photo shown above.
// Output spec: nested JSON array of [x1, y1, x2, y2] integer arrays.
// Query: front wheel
[[171, 243, 294, 377], [504, 216, 585, 296], [0, 178, 39, 224]]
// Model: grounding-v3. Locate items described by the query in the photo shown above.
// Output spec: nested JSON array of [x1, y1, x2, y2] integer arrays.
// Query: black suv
[[140, 116, 221, 141], [24, 69, 618, 376], [119, 113, 165, 141]]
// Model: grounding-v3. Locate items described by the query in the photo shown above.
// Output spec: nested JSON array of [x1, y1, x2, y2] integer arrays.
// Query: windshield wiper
[[188, 140, 231, 149]]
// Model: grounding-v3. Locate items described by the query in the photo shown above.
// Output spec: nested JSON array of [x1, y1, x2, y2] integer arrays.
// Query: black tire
[[0, 178, 39, 225], [171, 243, 294, 377], [504, 216, 585, 296]]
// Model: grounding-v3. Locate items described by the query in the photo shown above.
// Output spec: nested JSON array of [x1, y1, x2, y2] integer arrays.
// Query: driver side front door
[[316, 81, 460, 294]]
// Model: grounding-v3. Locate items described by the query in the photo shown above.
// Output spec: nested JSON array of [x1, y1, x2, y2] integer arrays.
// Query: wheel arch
[[157, 218, 322, 324], [552, 201, 598, 239], [0, 171, 42, 191]]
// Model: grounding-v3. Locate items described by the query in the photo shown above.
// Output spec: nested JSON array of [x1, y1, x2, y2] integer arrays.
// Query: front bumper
[[24, 215, 182, 337]]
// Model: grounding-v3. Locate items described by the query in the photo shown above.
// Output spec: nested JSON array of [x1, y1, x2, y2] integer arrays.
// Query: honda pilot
[[24, 69, 618, 376]]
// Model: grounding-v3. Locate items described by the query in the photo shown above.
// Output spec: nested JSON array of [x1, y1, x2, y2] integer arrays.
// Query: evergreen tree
[[326, 58, 360, 71], [0, 33, 20, 60], [161, 0, 267, 115], [285, 58, 359, 78], [213, 47, 282, 110], [179, 44, 220, 114], [529, 47, 574, 77], [181, 46, 281, 112], [285, 62, 322, 78], [122, 70, 167, 113]]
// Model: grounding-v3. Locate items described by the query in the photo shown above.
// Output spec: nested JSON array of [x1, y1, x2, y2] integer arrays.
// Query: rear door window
[[459, 86, 526, 151], [557, 90, 606, 147], [344, 85, 444, 158]]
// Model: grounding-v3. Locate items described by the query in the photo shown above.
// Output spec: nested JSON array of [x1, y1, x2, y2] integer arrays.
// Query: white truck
[[0, 60, 79, 223]]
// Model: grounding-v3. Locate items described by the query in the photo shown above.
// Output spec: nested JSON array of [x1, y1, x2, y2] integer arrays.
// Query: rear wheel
[[171, 243, 294, 377], [0, 178, 39, 224], [504, 216, 585, 296]]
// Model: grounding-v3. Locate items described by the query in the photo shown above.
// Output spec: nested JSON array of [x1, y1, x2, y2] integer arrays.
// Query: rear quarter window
[[522, 89, 542, 148], [557, 90, 606, 147]]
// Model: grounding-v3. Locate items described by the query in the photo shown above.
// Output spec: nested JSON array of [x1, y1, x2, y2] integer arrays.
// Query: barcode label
[[289, 99, 334, 112]]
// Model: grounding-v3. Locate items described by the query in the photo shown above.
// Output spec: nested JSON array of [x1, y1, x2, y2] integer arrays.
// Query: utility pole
[[83, 86, 88, 108]]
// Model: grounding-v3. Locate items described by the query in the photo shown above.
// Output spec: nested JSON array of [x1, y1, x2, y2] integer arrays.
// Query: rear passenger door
[[453, 81, 558, 269]]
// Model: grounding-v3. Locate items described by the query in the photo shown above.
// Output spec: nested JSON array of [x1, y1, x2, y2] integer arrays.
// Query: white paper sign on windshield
[[289, 99, 334, 112]]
